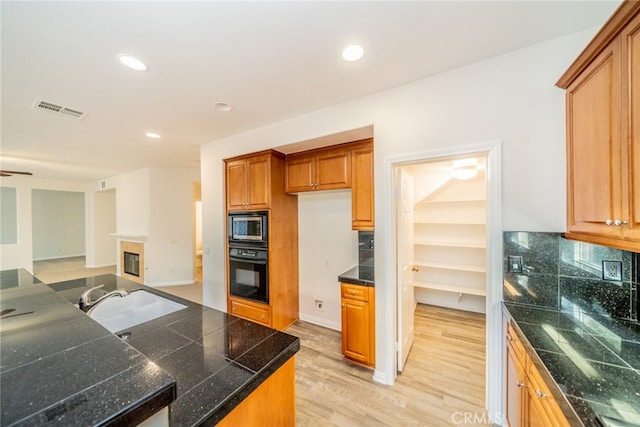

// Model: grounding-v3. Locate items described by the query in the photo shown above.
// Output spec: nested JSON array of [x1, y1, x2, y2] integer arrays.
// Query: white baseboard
[[298, 313, 341, 331], [33, 254, 85, 262], [85, 263, 116, 269], [146, 280, 195, 287]]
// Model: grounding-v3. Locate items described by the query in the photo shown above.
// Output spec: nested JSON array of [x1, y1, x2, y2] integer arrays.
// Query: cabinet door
[[341, 298, 370, 364], [506, 344, 527, 427], [351, 145, 374, 230], [315, 149, 350, 190], [285, 154, 315, 192], [227, 159, 248, 210], [246, 155, 270, 209], [622, 13, 640, 242], [566, 42, 623, 238]]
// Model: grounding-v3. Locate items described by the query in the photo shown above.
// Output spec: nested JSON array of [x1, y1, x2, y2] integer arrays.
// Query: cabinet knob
[[613, 219, 622, 227], [506, 333, 514, 342], [412, 266, 419, 272], [516, 380, 526, 388], [606, 219, 613, 226], [351, 291, 356, 295], [536, 390, 547, 399]]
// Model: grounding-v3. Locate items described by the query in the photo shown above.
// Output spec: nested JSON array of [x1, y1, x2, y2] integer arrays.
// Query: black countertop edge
[[338, 266, 374, 286], [195, 343, 300, 426]]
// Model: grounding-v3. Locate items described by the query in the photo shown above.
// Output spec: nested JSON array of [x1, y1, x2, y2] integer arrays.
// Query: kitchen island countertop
[[1, 271, 299, 426]]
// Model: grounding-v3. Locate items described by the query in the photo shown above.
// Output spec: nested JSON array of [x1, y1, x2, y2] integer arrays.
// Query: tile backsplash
[[503, 232, 638, 322], [358, 231, 374, 277]]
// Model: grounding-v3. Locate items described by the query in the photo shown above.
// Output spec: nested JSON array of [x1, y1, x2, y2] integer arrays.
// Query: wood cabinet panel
[[315, 149, 350, 190], [226, 160, 249, 210], [623, 12, 640, 242], [566, 43, 621, 237], [341, 283, 375, 367], [559, 2, 640, 251], [351, 142, 374, 230], [285, 146, 350, 192], [284, 155, 314, 192], [225, 153, 270, 210], [230, 298, 271, 327], [506, 342, 527, 427], [218, 357, 295, 427]]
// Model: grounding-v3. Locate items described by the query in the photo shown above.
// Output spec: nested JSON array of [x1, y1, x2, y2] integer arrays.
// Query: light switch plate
[[603, 260, 623, 281], [508, 255, 523, 273]]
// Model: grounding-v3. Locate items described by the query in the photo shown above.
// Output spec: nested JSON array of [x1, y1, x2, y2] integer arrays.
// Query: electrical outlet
[[314, 299, 324, 310], [507, 255, 523, 273], [603, 260, 622, 281]]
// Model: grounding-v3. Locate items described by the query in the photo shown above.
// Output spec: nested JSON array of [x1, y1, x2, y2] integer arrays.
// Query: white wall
[[298, 191, 358, 330], [0, 177, 90, 272], [31, 189, 86, 260], [89, 189, 117, 268], [147, 168, 200, 286], [200, 29, 595, 387]]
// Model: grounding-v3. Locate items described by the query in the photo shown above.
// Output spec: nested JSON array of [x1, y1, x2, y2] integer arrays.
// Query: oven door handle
[[229, 256, 268, 265]]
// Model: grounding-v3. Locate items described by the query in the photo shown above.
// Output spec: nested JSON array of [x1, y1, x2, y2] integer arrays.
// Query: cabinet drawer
[[230, 299, 271, 326], [341, 283, 369, 301], [506, 322, 526, 364]]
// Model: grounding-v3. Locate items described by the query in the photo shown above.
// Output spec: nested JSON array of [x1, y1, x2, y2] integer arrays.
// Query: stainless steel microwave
[[228, 212, 268, 245]]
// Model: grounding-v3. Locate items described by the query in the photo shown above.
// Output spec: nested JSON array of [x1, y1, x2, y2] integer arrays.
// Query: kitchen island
[[0, 270, 299, 426]]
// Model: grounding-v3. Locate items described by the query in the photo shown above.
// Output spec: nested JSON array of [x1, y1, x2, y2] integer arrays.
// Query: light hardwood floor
[[34, 259, 487, 426], [287, 304, 487, 426]]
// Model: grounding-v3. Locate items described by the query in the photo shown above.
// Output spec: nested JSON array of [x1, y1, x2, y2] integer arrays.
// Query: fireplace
[[120, 241, 144, 284], [123, 251, 140, 277]]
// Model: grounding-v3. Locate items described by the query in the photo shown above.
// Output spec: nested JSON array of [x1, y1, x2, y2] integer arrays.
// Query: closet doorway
[[393, 142, 502, 417]]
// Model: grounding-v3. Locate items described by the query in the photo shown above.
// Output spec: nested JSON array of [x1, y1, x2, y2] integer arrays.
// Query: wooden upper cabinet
[[285, 145, 351, 192], [351, 140, 374, 231], [557, 1, 640, 251], [623, 11, 640, 242], [565, 43, 621, 239], [225, 152, 271, 210]]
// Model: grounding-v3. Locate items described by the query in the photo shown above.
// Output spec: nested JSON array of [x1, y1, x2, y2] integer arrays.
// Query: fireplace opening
[[123, 251, 140, 277]]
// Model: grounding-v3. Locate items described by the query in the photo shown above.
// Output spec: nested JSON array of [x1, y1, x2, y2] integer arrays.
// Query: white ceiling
[[1, 1, 620, 182]]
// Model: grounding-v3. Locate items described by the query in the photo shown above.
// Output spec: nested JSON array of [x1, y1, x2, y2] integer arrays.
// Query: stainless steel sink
[[87, 289, 187, 333]]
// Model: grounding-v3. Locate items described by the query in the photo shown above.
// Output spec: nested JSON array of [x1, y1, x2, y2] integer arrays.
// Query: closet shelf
[[413, 280, 486, 296], [413, 261, 486, 273], [414, 240, 485, 249]]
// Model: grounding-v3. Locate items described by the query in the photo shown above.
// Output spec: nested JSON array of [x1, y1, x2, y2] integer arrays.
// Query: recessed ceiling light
[[342, 44, 364, 62], [213, 102, 233, 112], [145, 132, 161, 139], [118, 54, 148, 71]]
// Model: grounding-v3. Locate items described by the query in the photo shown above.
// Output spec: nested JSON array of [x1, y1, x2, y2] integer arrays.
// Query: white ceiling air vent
[[32, 99, 88, 120]]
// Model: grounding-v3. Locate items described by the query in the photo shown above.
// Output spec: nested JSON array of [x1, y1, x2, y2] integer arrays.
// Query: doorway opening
[[392, 142, 503, 419]]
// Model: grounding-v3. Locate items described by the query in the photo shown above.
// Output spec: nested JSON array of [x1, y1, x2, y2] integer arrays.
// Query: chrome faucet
[[78, 285, 130, 313]]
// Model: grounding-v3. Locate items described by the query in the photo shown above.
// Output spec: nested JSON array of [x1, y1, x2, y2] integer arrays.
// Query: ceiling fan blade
[[0, 170, 33, 176]]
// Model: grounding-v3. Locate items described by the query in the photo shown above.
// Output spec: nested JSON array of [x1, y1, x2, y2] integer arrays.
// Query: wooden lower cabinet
[[217, 357, 296, 427], [341, 283, 375, 367], [229, 298, 271, 327], [506, 341, 527, 427], [505, 321, 570, 427]]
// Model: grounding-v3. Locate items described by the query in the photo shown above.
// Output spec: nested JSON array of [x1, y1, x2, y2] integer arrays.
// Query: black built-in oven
[[228, 245, 268, 304]]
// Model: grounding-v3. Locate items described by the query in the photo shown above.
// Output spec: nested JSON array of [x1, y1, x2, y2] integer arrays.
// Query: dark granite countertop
[[1, 270, 176, 426], [1, 271, 299, 426], [503, 302, 640, 427], [338, 266, 375, 286]]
